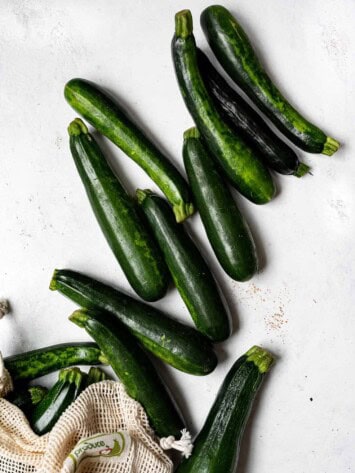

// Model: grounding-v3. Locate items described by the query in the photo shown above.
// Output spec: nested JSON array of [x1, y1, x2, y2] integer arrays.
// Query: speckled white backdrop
[[0, 1, 354, 471]]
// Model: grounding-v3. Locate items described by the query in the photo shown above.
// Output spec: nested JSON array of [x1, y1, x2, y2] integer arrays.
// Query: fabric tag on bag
[[63, 431, 132, 472]]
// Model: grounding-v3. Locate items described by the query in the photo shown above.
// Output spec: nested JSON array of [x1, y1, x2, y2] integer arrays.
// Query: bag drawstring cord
[[160, 428, 193, 458]]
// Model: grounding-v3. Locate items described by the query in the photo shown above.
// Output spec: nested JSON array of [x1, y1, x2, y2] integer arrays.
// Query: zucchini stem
[[136, 188, 152, 205], [294, 162, 310, 178], [137, 189, 193, 223], [173, 202, 195, 223], [68, 118, 89, 136], [68, 312, 109, 366], [49, 269, 59, 291], [87, 366, 109, 384], [183, 127, 200, 141], [59, 367, 84, 389], [175, 10, 193, 38], [69, 309, 89, 328], [29, 386, 48, 405], [322, 136, 340, 156], [98, 353, 109, 365], [246, 345, 274, 373]]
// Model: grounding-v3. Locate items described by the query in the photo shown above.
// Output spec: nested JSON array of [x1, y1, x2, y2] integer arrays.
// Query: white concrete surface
[[0, 1, 354, 471]]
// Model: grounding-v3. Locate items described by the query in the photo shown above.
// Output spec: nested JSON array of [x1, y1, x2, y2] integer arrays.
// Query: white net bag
[[0, 353, 183, 473]]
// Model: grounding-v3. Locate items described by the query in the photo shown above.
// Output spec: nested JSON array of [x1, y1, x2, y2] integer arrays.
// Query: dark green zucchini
[[183, 128, 257, 282], [50, 269, 217, 376], [31, 367, 85, 435], [4, 343, 106, 383], [137, 189, 231, 342], [177, 346, 274, 473], [200, 5, 340, 155], [70, 308, 184, 438], [197, 49, 309, 176], [64, 79, 194, 222], [7, 385, 48, 415], [172, 10, 275, 205], [68, 118, 169, 302]]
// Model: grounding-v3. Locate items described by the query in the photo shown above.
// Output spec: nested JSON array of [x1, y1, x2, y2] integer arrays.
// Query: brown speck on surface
[[237, 282, 273, 304], [250, 283, 262, 294], [265, 303, 288, 334], [236, 283, 290, 342], [265, 311, 288, 331]]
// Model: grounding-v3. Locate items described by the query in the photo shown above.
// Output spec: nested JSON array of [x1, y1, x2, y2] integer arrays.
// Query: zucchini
[[31, 367, 85, 435], [64, 79, 194, 222], [177, 346, 274, 473], [137, 189, 231, 342], [197, 50, 309, 177], [50, 269, 217, 376], [183, 128, 257, 282], [7, 385, 48, 415], [70, 308, 184, 438], [172, 10, 275, 205], [68, 118, 169, 302], [4, 342, 106, 383], [200, 5, 340, 155]]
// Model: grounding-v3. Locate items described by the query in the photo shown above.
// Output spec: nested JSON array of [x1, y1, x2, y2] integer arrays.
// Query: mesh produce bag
[[0, 353, 191, 473]]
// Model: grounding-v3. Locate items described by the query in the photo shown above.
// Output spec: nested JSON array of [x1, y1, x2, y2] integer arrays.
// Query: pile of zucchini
[[4, 343, 109, 434], [3, 4, 339, 471], [61, 6, 340, 306]]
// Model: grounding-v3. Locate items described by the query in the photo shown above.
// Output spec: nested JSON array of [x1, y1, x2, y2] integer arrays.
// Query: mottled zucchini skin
[[64, 79, 194, 222], [197, 50, 309, 177], [137, 190, 231, 342], [200, 5, 340, 156], [31, 368, 85, 435], [183, 128, 257, 282], [172, 10, 275, 205], [4, 343, 105, 382], [177, 346, 274, 473], [68, 118, 169, 302], [50, 269, 217, 376], [70, 309, 184, 438]]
